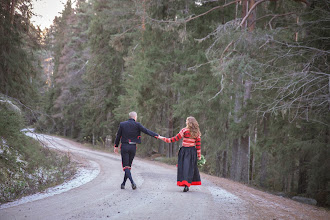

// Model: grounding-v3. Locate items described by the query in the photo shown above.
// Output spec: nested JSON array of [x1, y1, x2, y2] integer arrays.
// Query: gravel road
[[0, 134, 329, 220]]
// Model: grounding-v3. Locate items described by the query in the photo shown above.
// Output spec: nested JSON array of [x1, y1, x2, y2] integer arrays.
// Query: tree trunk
[[63, 126, 67, 136], [250, 127, 257, 182], [170, 113, 174, 158], [235, 0, 239, 19], [159, 141, 164, 155], [260, 151, 268, 187], [231, 71, 242, 182], [166, 101, 174, 158], [240, 134, 250, 183], [250, 147, 254, 182], [239, 80, 252, 183], [168, 115, 174, 157], [10, 0, 17, 25], [231, 138, 239, 181], [260, 116, 269, 187], [222, 149, 228, 177], [71, 120, 74, 138], [295, 16, 299, 41], [241, 0, 248, 29], [290, 164, 295, 193], [158, 110, 165, 154], [238, 0, 255, 184], [216, 151, 222, 176], [240, 135, 250, 183], [248, 0, 256, 31], [223, 120, 230, 178], [285, 159, 295, 193], [298, 156, 307, 194]]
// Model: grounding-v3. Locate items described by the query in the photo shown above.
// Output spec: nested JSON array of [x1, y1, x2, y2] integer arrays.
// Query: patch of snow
[[0, 99, 21, 114], [1, 137, 7, 145], [0, 138, 9, 154], [21, 128, 35, 133], [0, 131, 100, 209], [0, 160, 100, 210], [6, 168, 14, 176], [16, 155, 26, 165], [0, 137, 27, 166]]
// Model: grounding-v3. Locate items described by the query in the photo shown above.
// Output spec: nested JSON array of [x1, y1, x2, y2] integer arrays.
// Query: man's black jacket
[[114, 118, 159, 147]]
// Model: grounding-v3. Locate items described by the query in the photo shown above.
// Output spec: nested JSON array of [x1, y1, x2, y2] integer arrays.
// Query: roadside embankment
[[0, 101, 77, 204]]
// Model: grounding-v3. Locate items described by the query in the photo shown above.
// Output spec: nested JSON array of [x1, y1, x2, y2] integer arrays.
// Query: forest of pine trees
[[1, 0, 329, 206]]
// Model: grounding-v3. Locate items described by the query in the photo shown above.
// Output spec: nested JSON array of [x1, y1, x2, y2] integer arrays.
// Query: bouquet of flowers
[[197, 155, 206, 167]]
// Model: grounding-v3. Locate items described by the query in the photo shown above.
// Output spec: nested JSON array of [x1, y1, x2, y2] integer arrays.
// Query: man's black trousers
[[121, 143, 136, 170]]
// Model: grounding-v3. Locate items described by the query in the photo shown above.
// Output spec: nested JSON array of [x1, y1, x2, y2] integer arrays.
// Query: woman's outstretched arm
[[159, 129, 185, 143]]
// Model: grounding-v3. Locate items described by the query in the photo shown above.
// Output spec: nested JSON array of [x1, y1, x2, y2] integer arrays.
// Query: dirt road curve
[[0, 134, 329, 220]]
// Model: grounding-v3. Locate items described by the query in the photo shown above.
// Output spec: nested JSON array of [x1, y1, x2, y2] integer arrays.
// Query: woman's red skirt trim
[[177, 180, 201, 187]]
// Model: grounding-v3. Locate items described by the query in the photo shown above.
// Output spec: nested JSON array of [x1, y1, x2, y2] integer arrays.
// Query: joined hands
[[158, 135, 165, 141]]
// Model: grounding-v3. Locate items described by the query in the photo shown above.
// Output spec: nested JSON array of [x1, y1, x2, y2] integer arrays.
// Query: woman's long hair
[[186, 116, 201, 138]]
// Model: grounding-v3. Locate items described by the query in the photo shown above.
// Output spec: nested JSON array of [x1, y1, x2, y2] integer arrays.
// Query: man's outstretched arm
[[138, 123, 159, 138]]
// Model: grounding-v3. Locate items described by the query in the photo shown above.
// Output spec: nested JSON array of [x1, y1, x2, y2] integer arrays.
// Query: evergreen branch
[[145, 16, 179, 24], [188, 39, 235, 71], [238, 0, 270, 29], [24, 129, 61, 151], [268, 12, 296, 30], [307, 119, 330, 127], [310, 71, 330, 76], [195, 19, 241, 43], [146, 0, 268, 26], [73, 60, 88, 75], [293, 0, 311, 6], [1, 94, 56, 132], [114, 24, 141, 37], [261, 74, 327, 114], [220, 40, 235, 60], [271, 40, 330, 54], [185, 0, 241, 23], [240, 0, 312, 29], [187, 60, 217, 71], [208, 74, 225, 101]]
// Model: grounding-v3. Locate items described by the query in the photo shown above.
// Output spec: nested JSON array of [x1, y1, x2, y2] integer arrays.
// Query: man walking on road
[[114, 111, 161, 190]]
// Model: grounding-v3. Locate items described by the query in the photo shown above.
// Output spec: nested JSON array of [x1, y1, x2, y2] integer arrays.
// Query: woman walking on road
[[159, 116, 202, 192]]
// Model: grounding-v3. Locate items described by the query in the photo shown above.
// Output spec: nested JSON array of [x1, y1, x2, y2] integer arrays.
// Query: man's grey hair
[[129, 111, 137, 119]]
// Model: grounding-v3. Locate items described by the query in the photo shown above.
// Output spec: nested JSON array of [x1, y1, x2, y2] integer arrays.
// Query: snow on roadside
[[0, 137, 9, 154], [1, 137, 27, 166], [0, 130, 101, 210], [0, 160, 100, 210]]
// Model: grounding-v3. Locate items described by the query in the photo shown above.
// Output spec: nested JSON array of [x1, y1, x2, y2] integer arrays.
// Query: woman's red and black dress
[[164, 128, 201, 187]]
